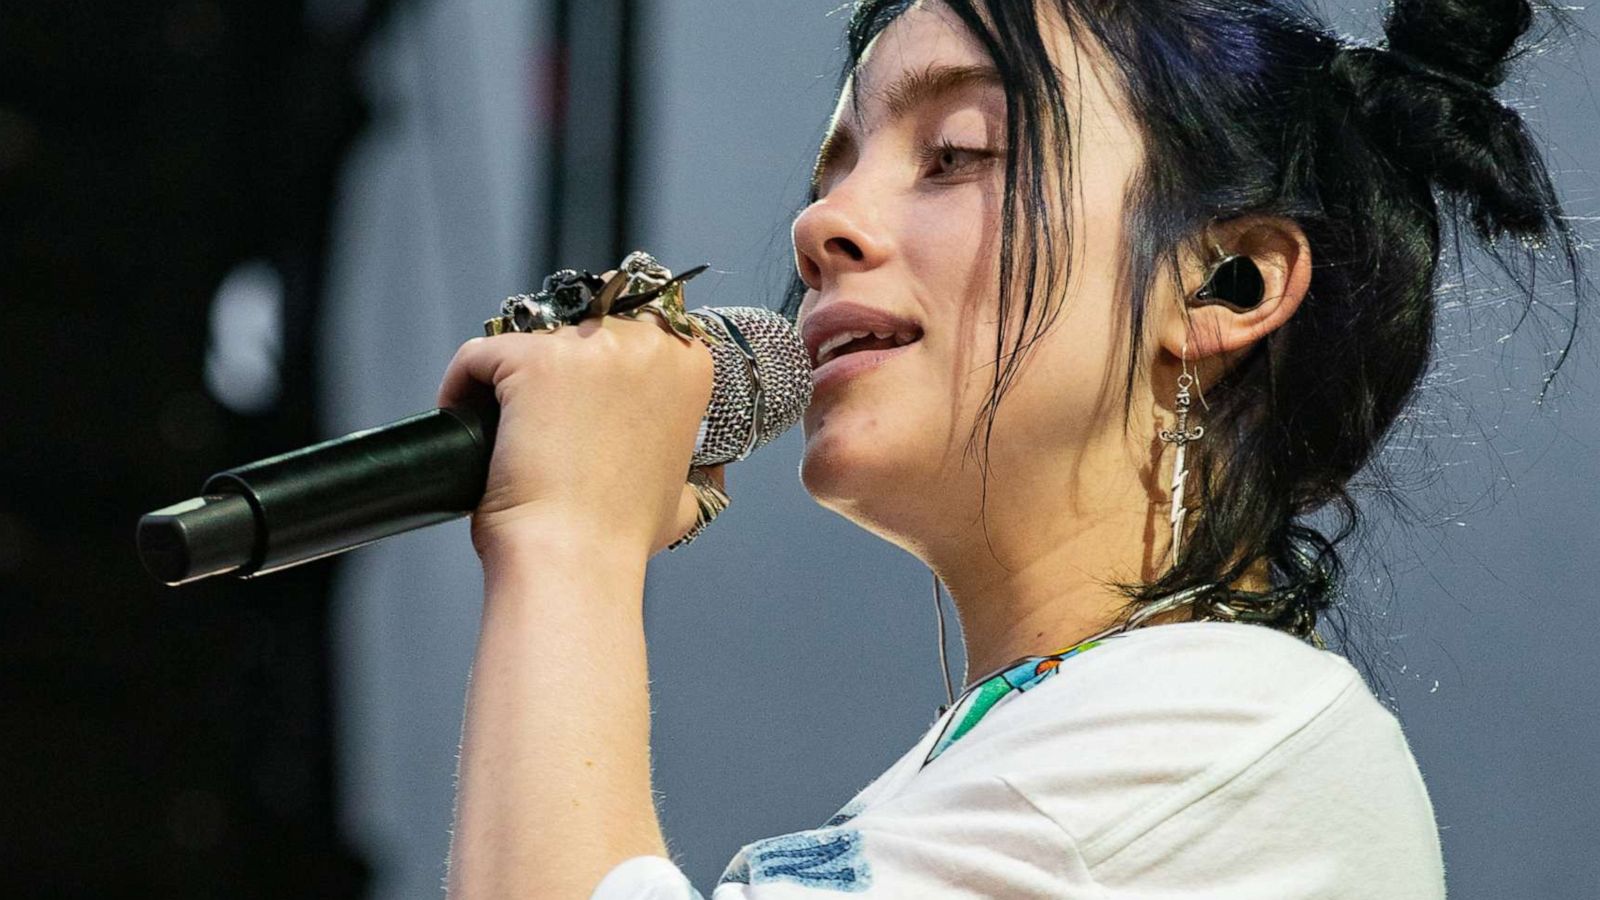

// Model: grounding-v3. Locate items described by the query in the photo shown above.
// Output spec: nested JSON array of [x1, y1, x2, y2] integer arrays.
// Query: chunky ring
[[482, 250, 710, 340], [485, 294, 568, 336], [629, 285, 709, 344], [611, 251, 706, 343], [620, 250, 672, 296], [668, 467, 731, 550], [484, 266, 606, 336]]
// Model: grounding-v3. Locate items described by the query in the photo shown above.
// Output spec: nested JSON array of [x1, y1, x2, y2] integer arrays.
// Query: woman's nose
[[792, 190, 891, 292]]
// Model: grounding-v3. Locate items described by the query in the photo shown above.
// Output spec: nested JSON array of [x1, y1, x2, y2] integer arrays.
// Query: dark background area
[[0, 0, 641, 893], [0, 2, 385, 894]]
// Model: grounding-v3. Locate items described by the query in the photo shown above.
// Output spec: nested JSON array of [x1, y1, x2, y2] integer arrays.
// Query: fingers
[[435, 312, 723, 556], [435, 316, 617, 409], [437, 338, 489, 409], [437, 336, 518, 409], [438, 310, 710, 412]]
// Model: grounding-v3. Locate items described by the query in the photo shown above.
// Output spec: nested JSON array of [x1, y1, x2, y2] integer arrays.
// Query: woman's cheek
[[905, 191, 997, 290]]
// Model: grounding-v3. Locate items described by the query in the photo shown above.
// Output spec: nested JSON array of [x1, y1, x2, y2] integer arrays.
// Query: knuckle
[[519, 332, 572, 373], [448, 337, 482, 365]]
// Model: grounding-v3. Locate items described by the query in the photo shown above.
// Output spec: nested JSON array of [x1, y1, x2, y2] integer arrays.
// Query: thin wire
[[932, 573, 955, 707]]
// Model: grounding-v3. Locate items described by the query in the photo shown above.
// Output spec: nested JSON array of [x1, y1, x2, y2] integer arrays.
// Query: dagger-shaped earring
[[1158, 345, 1205, 567]]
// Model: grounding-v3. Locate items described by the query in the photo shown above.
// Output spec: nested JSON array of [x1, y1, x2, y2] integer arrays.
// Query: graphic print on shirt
[[923, 638, 1104, 766], [822, 797, 866, 828], [717, 829, 872, 892]]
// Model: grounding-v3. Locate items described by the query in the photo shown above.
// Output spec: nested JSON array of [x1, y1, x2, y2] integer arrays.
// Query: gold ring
[[668, 468, 730, 550]]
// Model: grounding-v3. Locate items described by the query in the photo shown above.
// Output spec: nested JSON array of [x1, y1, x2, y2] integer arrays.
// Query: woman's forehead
[[840, 3, 991, 121], [835, 2, 1105, 125]]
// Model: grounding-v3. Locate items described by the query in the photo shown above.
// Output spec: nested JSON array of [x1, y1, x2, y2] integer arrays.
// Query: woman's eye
[[919, 141, 996, 179]]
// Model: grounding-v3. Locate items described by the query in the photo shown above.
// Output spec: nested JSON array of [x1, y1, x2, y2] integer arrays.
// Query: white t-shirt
[[595, 621, 1445, 898]]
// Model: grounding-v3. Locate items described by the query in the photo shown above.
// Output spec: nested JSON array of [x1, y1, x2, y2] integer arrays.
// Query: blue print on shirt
[[823, 798, 865, 828], [719, 830, 872, 892]]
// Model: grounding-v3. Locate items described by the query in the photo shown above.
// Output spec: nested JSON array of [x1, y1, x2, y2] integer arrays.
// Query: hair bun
[[1328, 44, 1560, 244], [1384, 0, 1533, 88], [1324, 0, 1560, 245]]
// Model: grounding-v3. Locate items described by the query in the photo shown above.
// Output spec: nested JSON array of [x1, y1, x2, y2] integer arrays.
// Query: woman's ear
[[1157, 216, 1312, 361]]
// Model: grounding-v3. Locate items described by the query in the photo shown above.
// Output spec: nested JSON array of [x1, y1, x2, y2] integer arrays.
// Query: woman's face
[[793, 2, 1154, 555]]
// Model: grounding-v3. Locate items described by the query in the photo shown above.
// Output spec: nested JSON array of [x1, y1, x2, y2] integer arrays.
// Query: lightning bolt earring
[[1158, 344, 1205, 568], [1157, 245, 1257, 567]]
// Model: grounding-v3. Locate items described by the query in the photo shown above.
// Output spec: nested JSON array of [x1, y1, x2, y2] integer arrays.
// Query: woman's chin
[[800, 424, 918, 517]]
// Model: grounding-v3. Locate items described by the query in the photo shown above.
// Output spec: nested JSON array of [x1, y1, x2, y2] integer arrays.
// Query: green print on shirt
[[923, 639, 1104, 766]]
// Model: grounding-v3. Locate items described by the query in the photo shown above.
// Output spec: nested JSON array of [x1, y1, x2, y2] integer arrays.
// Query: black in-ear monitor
[[1195, 255, 1265, 312]]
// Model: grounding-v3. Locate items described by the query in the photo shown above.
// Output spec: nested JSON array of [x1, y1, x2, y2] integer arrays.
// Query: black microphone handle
[[137, 404, 496, 586], [138, 305, 812, 586]]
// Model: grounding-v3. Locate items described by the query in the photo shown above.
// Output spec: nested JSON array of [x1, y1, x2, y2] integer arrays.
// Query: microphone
[[137, 306, 812, 586]]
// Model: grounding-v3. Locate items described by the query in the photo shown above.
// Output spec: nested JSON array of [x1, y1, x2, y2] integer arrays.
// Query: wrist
[[475, 515, 650, 593], [474, 508, 650, 565]]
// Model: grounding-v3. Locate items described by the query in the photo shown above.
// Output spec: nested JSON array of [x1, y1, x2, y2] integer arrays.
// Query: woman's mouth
[[811, 330, 921, 392], [813, 329, 919, 366], [801, 300, 925, 394]]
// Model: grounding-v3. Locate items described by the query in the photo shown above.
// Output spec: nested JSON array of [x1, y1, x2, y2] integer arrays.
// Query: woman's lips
[[811, 339, 918, 394]]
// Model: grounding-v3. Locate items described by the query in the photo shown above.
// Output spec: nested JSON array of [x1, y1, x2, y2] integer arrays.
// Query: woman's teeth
[[816, 330, 918, 366]]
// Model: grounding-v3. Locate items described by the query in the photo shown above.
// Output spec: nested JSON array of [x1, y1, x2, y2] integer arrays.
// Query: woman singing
[[438, 0, 1582, 895]]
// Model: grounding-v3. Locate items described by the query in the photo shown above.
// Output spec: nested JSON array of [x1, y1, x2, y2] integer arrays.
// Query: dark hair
[[784, 0, 1585, 636]]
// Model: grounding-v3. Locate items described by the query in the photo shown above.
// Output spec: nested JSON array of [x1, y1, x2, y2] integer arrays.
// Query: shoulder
[[1051, 619, 1370, 727], [936, 621, 1378, 779], [925, 623, 1441, 885], [1071, 617, 1355, 684]]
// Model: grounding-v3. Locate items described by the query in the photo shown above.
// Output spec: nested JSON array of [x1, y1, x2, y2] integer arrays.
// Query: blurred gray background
[[319, 1, 1600, 897]]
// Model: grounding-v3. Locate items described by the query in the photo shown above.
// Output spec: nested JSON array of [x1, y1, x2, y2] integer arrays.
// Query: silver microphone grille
[[688, 306, 813, 467]]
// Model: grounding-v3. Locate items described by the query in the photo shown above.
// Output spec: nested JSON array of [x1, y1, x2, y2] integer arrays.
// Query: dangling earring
[[1154, 245, 1248, 569], [1158, 344, 1204, 568]]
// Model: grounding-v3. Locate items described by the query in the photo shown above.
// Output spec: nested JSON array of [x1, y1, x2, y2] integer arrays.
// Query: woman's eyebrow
[[810, 63, 1003, 197], [879, 63, 1002, 121]]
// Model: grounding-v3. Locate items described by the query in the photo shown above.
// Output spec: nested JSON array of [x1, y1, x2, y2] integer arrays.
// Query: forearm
[[448, 532, 667, 899]]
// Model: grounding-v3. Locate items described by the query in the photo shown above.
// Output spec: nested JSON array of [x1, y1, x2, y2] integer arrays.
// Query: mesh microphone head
[[689, 306, 813, 467]]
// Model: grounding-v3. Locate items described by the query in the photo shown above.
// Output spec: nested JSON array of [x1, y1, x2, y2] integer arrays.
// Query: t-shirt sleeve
[[592, 856, 704, 899], [592, 767, 1099, 897]]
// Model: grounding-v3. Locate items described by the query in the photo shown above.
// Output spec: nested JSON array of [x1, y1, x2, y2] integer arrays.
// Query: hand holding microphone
[[136, 253, 813, 585], [440, 285, 715, 561]]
